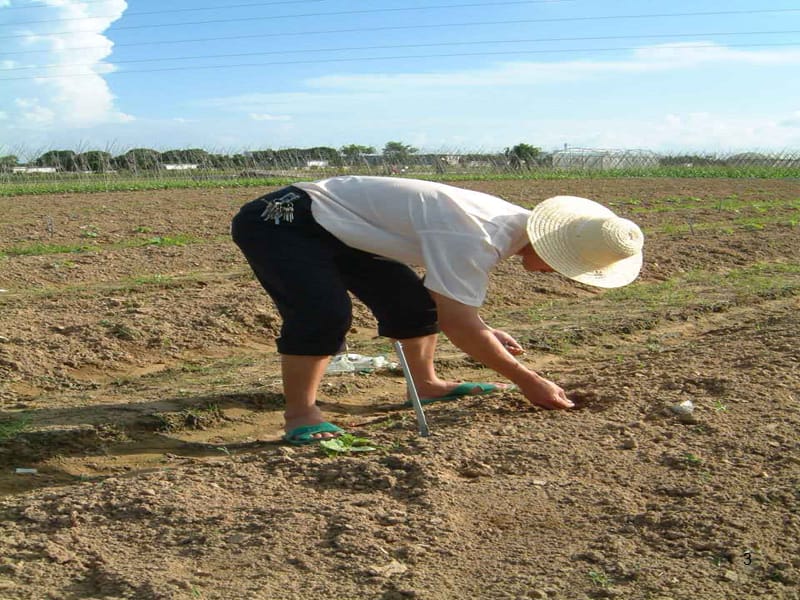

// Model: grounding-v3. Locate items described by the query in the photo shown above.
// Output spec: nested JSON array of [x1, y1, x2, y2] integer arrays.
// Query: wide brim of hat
[[526, 195, 643, 289]]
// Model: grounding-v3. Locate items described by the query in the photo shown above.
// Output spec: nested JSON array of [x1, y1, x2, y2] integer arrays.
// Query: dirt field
[[0, 177, 798, 600]]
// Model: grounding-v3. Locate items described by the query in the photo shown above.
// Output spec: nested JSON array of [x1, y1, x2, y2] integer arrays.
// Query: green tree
[[209, 153, 239, 169], [504, 143, 542, 170], [340, 144, 376, 164], [305, 146, 342, 166], [160, 148, 211, 166], [382, 141, 418, 163], [0, 155, 19, 172], [227, 153, 252, 169], [114, 148, 161, 172], [246, 150, 277, 167], [35, 150, 78, 171], [76, 151, 113, 172]]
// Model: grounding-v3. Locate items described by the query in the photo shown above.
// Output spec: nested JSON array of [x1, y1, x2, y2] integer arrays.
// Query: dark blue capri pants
[[231, 186, 440, 355]]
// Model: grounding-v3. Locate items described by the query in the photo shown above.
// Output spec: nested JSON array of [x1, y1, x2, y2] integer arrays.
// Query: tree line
[[0, 142, 550, 173]]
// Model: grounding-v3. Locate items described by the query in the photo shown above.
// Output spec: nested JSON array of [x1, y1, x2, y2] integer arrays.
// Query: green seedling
[[319, 433, 380, 457], [80, 225, 100, 238], [588, 570, 612, 588], [685, 453, 703, 466]]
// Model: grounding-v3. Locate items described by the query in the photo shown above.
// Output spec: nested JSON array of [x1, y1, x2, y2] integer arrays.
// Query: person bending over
[[231, 176, 644, 444]]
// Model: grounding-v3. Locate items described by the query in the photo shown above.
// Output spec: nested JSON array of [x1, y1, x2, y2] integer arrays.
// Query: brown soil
[[0, 178, 799, 599]]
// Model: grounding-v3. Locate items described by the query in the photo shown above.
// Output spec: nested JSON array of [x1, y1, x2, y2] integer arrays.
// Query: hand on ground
[[519, 376, 574, 409]]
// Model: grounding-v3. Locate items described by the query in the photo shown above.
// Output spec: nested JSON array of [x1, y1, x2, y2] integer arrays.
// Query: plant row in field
[[3, 205, 796, 259], [2, 164, 800, 197], [0, 234, 200, 258]]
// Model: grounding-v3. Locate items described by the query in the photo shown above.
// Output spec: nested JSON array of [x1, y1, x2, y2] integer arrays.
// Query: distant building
[[552, 148, 659, 170], [305, 160, 329, 168], [163, 163, 199, 170], [11, 166, 58, 174]]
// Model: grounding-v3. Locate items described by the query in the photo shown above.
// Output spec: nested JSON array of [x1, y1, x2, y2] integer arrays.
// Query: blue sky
[[1, 0, 799, 158]]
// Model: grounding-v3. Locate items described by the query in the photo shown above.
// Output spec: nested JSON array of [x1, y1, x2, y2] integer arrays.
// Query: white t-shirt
[[294, 176, 531, 307]]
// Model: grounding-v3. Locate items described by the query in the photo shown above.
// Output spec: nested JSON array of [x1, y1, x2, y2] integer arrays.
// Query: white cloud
[[15, 98, 56, 124], [201, 43, 800, 126], [306, 43, 800, 91], [1, 0, 132, 129], [249, 113, 292, 122], [778, 111, 800, 128], [191, 42, 800, 152], [494, 111, 800, 153], [5, 35, 799, 152]]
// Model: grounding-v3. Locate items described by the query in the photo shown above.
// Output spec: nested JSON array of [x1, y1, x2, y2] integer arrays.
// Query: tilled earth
[[0, 177, 798, 599]]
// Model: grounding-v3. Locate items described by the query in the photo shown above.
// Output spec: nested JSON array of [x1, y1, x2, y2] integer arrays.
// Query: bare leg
[[281, 354, 339, 439], [396, 334, 510, 398]]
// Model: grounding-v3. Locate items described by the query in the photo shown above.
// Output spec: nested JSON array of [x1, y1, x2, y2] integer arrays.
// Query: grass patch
[[622, 196, 800, 214], [0, 242, 96, 257], [607, 262, 800, 308], [503, 261, 800, 357], [652, 212, 800, 235], [127, 234, 198, 248], [0, 233, 204, 258], [0, 175, 299, 197], [0, 270, 249, 305], [0, 415, 31, 442], [128, 274, 177, 287]]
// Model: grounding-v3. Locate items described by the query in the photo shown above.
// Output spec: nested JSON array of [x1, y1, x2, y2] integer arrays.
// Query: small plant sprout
[[685, 453, 703, 466], [319, 433, 382, 457], [713, 400, 728, 412], [588, 570, 612, 588], [80, 225, 100, 238]]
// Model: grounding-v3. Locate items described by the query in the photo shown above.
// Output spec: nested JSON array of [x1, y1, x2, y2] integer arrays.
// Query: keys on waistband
[[260, 190, 299, 224]]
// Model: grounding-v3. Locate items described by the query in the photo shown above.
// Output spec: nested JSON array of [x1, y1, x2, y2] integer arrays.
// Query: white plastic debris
[[14, 468, 38, 475], [325, 353, 396, 374], [669, 400, 695, 416]]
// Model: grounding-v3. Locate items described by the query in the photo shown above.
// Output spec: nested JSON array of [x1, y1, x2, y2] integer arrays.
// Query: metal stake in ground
[[393, 340, 430, 437]]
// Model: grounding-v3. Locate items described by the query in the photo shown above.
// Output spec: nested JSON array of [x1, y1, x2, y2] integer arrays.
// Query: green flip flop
[[283, 422, 344, 446], [405, 382, 513, 407]]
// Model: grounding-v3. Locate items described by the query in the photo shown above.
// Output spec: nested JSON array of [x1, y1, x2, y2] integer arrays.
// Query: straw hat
[[526, 195, 644, 288]]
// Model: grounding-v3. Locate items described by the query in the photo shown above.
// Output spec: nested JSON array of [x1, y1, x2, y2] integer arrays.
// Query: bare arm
[[431, 291, 573, 409]]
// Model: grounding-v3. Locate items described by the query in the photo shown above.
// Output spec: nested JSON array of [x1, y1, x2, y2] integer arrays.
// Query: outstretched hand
[[519, 376, 574, 410], [492, 329, 525, 356]]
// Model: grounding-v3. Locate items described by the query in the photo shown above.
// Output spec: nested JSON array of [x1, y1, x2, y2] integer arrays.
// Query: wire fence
[[2, 148, 799, 194]]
